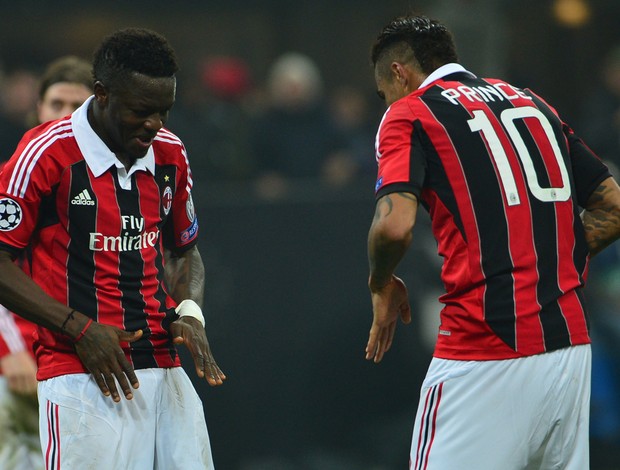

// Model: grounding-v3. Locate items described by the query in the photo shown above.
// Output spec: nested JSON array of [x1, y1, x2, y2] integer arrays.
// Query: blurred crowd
[[0, 51, 381, 203]]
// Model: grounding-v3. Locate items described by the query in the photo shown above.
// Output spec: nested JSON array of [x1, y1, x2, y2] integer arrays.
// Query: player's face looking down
[[90, 72, 176, 167]]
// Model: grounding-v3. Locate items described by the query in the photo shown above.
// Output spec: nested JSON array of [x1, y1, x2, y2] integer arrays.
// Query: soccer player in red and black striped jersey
[[365, 15, 620, 470], [0, 29, 225, 469]]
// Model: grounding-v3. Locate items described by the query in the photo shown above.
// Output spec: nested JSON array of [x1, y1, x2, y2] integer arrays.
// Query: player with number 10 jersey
[[374, 67, 610, 360]]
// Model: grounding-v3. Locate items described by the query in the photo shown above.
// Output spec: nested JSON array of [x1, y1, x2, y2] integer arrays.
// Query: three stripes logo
[[71, 189, 95, 206]]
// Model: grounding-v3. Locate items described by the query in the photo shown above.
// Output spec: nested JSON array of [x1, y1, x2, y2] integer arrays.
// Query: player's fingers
[[91, 369, 111, 397], [101, 368, 122, 402], [203, 354, 226, 386], [400, 302, 412, 324], [194, 352, 206, 378], [385, 321, 397, 351], [377, 321, 398, 362], [365, 324, 380, 360], [114, 351, 138, 400], [118, 329, 143, 344], [373, 327, 390, 363]]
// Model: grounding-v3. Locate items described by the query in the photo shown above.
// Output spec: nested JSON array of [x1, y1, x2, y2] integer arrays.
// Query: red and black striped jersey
[[375, 64, 610, 360], [0, 97, 199, 379]]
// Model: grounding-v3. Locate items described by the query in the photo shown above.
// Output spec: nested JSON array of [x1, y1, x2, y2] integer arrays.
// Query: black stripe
[[67, 161, 98, 319], [49, 402, 57, 470], [154, 164, 179, 362], [113, 172, 157, 369], [36, 184, 59, 229], [412, 120, 465, 238], [539, 300, 571, 351]]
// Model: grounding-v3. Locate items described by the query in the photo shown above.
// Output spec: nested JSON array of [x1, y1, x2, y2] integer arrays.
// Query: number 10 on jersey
[[467, 107, 571, 206]]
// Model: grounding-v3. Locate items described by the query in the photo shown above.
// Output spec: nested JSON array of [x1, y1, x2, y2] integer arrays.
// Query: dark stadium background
[[1, 1, 620, 468]]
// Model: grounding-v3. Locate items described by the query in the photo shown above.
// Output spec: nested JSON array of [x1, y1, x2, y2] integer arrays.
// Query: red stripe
[[422, 383, 443, 470], [413, 387, 433, 469]]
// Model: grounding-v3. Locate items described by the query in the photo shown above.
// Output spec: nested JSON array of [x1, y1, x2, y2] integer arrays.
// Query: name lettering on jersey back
[[88, 215, 159, 252], [440, 83, 532, 105]]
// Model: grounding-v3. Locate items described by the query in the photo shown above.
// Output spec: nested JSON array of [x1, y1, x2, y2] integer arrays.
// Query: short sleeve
[[0, 132, 51, 256], [565, 125, 611, 207], [374, 102, 424, 200], [164, 150, 199, 253]]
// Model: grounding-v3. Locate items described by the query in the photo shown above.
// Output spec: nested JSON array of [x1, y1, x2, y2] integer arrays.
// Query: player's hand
[[0, 350, 38, 396], [171, 317, 226, 386], [366, 275, 411, 363], [74, 322, 143, 402]]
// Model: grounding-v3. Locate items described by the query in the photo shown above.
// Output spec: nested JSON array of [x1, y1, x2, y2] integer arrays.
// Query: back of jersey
[[375, 71, 610, 359]]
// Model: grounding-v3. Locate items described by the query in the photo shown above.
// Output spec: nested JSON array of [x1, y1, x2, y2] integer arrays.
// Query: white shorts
[[38, 368, 214, 470], [410, 345, 591, 470]]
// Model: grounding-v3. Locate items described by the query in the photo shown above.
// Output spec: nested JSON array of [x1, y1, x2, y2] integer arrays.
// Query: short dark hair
[[39, 55, 93, 99], [371, 15, 458, 76], [92, 28, 179, 90]]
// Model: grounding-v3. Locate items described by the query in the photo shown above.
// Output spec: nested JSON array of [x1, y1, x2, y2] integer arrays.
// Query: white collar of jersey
[[418, 63, 477, 89], [71, 96, 156, 179]]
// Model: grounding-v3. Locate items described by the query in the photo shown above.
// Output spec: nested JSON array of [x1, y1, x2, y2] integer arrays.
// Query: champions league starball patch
[[0, 198, 23, 231], [186, 193, 195, 222]]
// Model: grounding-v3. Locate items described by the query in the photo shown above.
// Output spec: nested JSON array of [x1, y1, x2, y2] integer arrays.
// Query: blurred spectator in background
[[252, 52, 346, 199], [171, 56, 258, 183], [35, 55, 92, 125], [578, 44, 620, 171], [327, 86, 378, 183], [0, 69, 38, 162], [0, 54, 91, 470], [587, 243, 620, 462]]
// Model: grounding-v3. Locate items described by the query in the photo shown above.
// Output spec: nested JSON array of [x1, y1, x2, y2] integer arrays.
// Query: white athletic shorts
[[410, 344, 591, 470], [38, 367, 214, 470]]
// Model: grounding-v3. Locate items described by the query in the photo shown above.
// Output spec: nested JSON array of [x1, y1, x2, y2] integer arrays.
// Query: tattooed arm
[[581, 177, 620, 256], [368, 192, 418, 289], [366, 192, 417, 363]]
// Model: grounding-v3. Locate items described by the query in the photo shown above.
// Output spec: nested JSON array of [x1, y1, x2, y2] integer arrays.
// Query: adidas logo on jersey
[[71, 189, 95, 206]]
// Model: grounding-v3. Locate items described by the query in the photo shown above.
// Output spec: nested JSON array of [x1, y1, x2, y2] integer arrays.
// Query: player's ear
[[390, 62, 401, 83], [390, 62, 407, 88], [93, 81, 109, 106]]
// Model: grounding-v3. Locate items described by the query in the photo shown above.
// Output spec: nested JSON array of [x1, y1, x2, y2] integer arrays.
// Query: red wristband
[[74, 319, 93, 343]]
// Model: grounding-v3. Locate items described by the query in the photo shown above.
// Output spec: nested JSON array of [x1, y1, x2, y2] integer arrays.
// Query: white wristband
[[175, 299, 205, 328]]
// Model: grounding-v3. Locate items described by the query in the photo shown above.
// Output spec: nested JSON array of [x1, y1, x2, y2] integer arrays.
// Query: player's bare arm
[[368, 192, 418, 290], [165, 246, 226, 386], [366, 192, 417, 363], [0, 249, 142, 402], [581, 176, 620, 256]]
